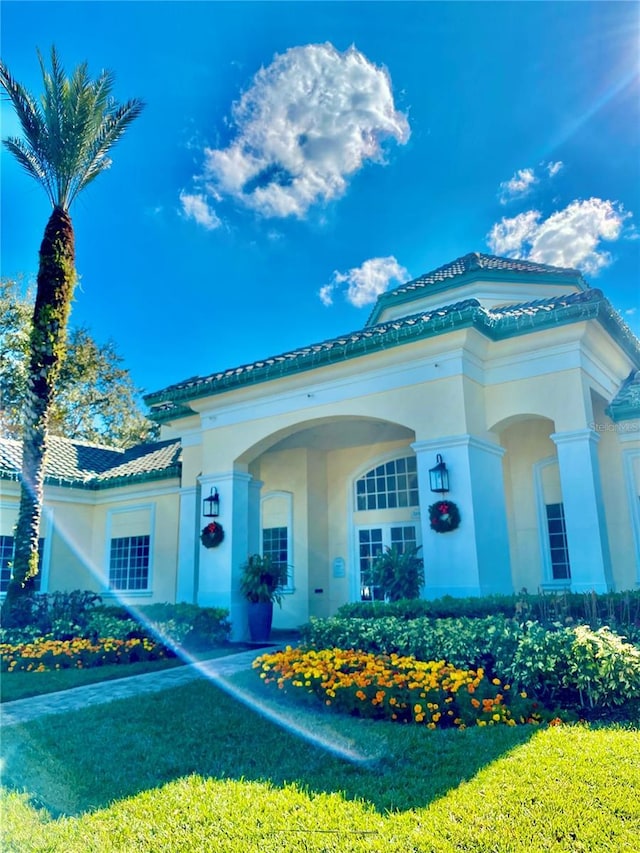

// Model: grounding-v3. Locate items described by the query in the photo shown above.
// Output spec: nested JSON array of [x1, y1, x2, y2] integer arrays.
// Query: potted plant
[[240, 554, 290, 642], [371, 544, 424, 602]]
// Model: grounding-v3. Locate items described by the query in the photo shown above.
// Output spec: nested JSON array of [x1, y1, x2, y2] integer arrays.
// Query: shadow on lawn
[[3, 675, 538, 818]]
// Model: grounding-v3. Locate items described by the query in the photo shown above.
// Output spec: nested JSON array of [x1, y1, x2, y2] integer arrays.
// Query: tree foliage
[[0, 278, 157, 447]]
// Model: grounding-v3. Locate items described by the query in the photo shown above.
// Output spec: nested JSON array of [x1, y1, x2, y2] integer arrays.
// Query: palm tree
[[1, 48, 143, 622]]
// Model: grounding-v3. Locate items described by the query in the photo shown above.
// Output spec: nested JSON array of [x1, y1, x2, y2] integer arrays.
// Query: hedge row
[[337, 589, 640, 633], [0, 591, 231, 650], [300, 615, 640, 710]]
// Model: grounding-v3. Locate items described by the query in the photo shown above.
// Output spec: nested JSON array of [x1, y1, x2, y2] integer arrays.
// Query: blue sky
[[2, 1, 639, 402]]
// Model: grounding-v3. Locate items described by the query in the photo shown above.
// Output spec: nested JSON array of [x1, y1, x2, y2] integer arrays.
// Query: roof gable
[[366, 252, 587, 326]]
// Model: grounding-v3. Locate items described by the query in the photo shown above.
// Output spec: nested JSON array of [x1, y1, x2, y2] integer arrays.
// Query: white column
[[412, 436, 512, 598], [176, 486, 198, 603], [198, 470, 254, 640], [551, 430, 612, 592]]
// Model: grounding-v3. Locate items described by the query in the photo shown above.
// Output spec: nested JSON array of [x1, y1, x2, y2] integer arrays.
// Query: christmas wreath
[[428, 499, 461, 533], [200, 521, 225, 548]]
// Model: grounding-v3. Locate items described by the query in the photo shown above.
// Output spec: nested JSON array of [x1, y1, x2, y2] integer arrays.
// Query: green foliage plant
[[240, 554, 289, 606], [371, 545, 424, 601], [0, 279, 157, 446], [506, 623, 640, 709], [566, 625, 640, 708], [301, 614, 524, 677]]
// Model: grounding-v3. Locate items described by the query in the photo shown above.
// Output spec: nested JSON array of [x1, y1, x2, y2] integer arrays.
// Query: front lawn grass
[[0, 644, 255, 704], [2, 669, 639, 852]]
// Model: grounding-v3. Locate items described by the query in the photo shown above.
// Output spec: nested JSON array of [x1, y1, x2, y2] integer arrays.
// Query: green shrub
[[567, 625, 640, 708], [85, 613, 141, 641], [506, 624, 640, 709], [336, 590, 640, 634], [0, 590, 102, 637], [301, 614, 523, 677], [139, 603, 231, 649]]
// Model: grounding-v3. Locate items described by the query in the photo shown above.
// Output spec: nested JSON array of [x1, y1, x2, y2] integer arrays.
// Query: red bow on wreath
[[428, 499, 461, 533]]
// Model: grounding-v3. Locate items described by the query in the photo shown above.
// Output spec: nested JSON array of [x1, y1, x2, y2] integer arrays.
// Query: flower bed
[[1, 636, 172, 673], [254, 646, 568, 729]]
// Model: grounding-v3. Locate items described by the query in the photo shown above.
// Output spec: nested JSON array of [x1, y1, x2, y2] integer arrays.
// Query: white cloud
[[318, 283, 336, 307], [196, 43, 409, 219], [179, 191, 221, 230], [498, 161, 564, 205], [498, 168, 538, 204], [322, 256, 409, 308], [487, 197, 631, 275]]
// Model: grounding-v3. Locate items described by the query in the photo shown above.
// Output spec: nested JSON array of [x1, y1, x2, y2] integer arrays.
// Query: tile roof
[[145, 288, 640, 421], [606, 370, 640, 422], [392, 252, 583, 295], [365, 252, 587, 325], [0, 436, 182, 490]]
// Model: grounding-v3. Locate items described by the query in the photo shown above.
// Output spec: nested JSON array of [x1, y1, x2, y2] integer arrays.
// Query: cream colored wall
[[91, 486, 181, 604], [306, 449, 331, 619], [486, 370, 589, 433], [500, 419, 557, 593], [591, 393, 638, 591], [256, 448, 310, 629], [0, 481, 181, 602], [47, 501, 97, 592]]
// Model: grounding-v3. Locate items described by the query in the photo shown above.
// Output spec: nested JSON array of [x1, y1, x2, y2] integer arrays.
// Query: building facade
[[2, 253, 639, 638]]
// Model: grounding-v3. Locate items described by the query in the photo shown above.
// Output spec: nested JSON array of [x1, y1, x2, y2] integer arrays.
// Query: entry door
[[357, 524, 419, 601]]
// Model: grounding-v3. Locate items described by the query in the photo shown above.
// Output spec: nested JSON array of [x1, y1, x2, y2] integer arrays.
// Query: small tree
[[371, 544, 424, 602], [1, 278, 157, 446]]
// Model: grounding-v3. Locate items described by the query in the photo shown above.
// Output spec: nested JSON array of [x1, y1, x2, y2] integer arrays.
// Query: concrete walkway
[[0, 648, 264, 728]]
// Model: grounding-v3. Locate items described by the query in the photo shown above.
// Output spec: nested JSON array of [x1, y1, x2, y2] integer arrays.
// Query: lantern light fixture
[[203, 487, 220, 518], [428, 454, 449, 493]]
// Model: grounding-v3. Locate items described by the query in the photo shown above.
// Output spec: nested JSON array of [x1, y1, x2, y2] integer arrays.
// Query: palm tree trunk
[[2, 206, 75, 624]]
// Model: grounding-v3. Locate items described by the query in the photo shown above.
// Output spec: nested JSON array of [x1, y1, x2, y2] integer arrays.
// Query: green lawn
[[2, 666, 639, 852], [0, 644, 259, 704]]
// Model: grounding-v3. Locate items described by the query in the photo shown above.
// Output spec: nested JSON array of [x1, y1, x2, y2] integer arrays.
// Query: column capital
[[412, 435, 506, 459], [550, 429, 600, 447], [199, 470, 253, 487]]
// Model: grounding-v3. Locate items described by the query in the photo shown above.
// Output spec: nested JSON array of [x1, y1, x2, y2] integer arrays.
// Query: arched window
[[354, 455, 418, 511]]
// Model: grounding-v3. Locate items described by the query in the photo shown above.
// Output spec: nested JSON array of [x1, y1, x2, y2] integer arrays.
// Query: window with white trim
[[0, 536, 44, 592], [545, 503, 571, 580], [355, 456, 419, 511], [109, 535, 150, 591], [261, 491, 293, 592]]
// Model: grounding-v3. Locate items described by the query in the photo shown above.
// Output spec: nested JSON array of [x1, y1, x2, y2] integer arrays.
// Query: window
[[0, 536, 44, 592], [0, 536, 13, 593], [262, 526, 292, 590], [355, 456, 419, 511], [545, 503, 571, 580], [261, 491, 293, 593], [358, 524, 418, 601], [109, 535, 150, 590]]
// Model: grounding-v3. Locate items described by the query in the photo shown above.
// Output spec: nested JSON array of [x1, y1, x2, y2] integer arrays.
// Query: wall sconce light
[[428, 454, 449, 493], [203, 487, 220, 517]]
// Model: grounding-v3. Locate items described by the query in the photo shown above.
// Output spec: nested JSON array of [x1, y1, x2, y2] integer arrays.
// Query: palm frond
[[1, 46, 143, 210]]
